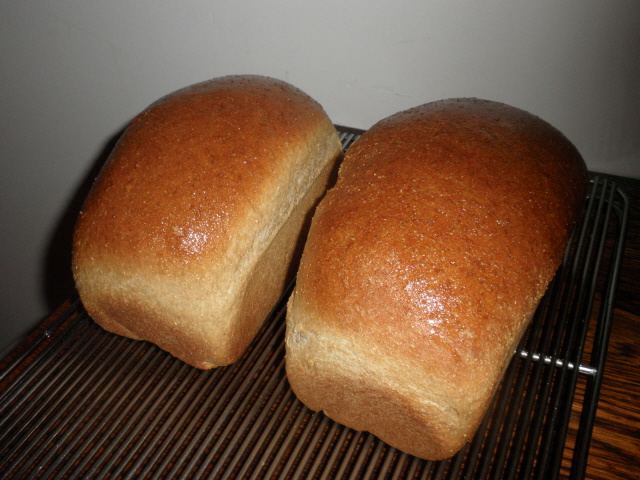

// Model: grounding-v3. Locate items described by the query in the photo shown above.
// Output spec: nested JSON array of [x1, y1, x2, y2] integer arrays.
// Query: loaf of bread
[[72, 75, 342, 369], [285, 98, 588, 460]]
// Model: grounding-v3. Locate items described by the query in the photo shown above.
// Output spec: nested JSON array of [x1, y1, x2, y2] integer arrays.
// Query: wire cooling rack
[[0, 128, 629, 479]]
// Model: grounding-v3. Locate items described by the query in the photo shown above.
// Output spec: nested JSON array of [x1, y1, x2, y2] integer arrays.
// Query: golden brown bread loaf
[[72, 75, 342, 369], [285, 98, 588, 460]]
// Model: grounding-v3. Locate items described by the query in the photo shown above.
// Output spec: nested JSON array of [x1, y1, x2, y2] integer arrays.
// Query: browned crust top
[[73, 75, 332, 274], [294, 98, 588, 382]]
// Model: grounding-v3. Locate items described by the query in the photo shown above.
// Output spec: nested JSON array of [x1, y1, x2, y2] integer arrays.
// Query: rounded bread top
[[294, 98, 588, 381], [73, 75, 334, 273]]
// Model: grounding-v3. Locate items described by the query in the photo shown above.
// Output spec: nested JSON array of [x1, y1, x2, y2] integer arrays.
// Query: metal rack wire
[[0, 129, 629, 479]]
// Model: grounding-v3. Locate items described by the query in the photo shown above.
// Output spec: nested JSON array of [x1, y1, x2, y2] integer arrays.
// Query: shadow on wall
[[41, 128, 125, 313]]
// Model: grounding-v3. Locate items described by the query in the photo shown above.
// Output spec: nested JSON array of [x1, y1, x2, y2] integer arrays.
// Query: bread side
[[73, 75, 342, 369], [285, 98, 588, 459]]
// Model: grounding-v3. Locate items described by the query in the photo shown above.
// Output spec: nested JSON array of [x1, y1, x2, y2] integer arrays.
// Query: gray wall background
[[1, 1, 639, 354]]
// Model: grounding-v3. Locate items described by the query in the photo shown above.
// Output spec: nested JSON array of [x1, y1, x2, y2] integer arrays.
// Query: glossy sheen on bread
[[285, 98, 588, 460], [72, 75, 342, 369]]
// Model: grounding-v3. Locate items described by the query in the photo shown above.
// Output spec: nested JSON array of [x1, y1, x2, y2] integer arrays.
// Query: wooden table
[[579, 173, 640, 479]]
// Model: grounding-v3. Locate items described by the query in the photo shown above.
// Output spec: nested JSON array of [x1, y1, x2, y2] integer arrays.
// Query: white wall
[[1, 1, 639, 353]]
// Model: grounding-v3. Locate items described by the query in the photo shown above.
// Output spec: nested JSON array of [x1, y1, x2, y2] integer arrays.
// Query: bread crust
[[73, 75, 342, 368], [285, 98, 588, 459]]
